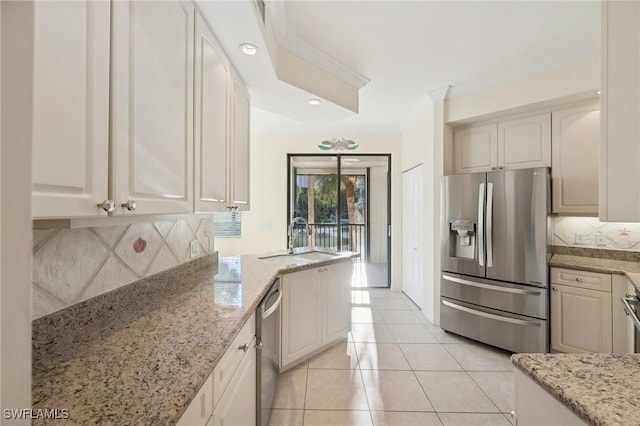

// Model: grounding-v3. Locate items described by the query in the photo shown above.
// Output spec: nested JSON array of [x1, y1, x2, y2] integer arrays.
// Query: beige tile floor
[[269, 288, 515, 426]]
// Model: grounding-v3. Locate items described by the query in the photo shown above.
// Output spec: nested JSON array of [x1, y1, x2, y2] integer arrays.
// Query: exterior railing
[[292, 223, 366, 262]]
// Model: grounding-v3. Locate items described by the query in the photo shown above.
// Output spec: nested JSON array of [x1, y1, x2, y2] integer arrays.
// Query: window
[[214, 211, 242, 238]]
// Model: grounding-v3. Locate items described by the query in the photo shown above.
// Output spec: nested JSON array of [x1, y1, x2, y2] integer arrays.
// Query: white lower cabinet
[[321, 261, 353, 344], [212, 341, 256, 426], [514, 369, 587, 426], [176, 374, 213, 426], [281, 261, 352, 371], [212, 313, 256, 426], [178, 313, 256, 426], [551, 268, 613, 353]]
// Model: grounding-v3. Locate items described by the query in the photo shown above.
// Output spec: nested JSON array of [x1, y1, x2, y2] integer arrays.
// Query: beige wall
[[215, 132, 404, 290]]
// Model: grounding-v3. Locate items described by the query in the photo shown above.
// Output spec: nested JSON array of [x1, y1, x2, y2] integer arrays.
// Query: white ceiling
[[197, 0, 600, 133]]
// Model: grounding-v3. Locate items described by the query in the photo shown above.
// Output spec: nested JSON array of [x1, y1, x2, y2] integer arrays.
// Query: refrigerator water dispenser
[[449, 219, 475, 259]]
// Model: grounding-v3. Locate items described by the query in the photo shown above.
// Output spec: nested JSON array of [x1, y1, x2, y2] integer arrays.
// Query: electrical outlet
[[575, 233, 587, 245], [595, 233, 607, 246], [190, 240, 200, 258]]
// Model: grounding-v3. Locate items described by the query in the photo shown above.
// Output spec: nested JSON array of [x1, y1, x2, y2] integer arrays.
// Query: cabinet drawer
[[213, 312, 255, 409], [551, 268, 611, 292]]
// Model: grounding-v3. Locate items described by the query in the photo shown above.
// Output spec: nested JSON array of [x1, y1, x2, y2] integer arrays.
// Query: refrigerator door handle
[[486, 182, 494, 268], [442, 274, 543, 295], [477, 183, 485, 266], [442, 299, 541, 327]]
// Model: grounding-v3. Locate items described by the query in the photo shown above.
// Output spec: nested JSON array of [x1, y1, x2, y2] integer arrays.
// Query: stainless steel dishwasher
[[256, 279, 281, 426]]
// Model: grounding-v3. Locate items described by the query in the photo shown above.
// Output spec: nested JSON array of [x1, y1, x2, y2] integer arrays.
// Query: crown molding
[[266, 0, 370, 89]]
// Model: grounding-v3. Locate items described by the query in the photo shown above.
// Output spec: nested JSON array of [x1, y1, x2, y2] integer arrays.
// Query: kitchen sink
[[296, 251, 339, 261], [259, 254, 313, 265], [259, 250, 340, 265]]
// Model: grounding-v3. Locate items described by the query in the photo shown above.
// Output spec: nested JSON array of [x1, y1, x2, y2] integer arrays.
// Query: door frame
[[287, 153, 392, 288]]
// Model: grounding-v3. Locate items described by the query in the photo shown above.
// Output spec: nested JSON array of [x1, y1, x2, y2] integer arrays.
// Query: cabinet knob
[[491, 167, 497, 170], [576, 277, 582, 282], [238, 343, 250, 352], [498, 166, 504, 170], [97, 200, 115, 212], [552, 286, 558, 291], [121, 200, 137, 211]]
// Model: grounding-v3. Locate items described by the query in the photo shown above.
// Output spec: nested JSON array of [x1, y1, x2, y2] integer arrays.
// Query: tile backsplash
[[32, 216, 212, 319], [553, 216, 640, 251]]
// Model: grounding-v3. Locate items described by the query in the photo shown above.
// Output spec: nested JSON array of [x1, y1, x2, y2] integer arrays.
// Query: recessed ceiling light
[[309, 99, 322, 106], [239, 43, 258, 56]]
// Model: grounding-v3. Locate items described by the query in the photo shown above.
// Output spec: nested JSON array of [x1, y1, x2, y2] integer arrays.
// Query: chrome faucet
[[288, 217, 311, 253]]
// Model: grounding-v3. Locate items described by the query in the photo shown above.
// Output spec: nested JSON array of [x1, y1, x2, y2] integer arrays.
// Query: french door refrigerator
[[440, 167, 550, 353]]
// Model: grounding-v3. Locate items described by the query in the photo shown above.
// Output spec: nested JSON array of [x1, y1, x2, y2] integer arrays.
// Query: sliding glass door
[[288, 154, 391, 287]]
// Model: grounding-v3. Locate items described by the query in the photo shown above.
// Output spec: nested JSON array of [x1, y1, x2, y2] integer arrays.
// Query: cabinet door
[[231, 78, 251, 211], [453, 124, 497, 173], [552, 103, 600, 214], [322, 261, 353, 344], [212, 338, 256, 426], [281, 269, 322, 369], [194, 12, 230, 213], [551, 284, 612, 353], [600, 1, 640, 222], [111, 1, 194, 215], [31, 1, 110, 218], [177, 374, 213, 426], [498, 113, 551, 170]]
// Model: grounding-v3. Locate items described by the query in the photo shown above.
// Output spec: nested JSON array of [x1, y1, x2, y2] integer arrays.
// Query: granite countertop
[[512, 353, 640, 426], [32, 248, 355, 425], [550, 247, 640, 291]]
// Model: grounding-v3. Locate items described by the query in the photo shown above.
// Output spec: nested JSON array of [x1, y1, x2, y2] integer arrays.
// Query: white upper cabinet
[[193, 12, 251, 213], [110, 1, 195, 215], [194, 12, 231, 212], [31, 1, 111, 218], [497, 113, 551, 170], [453, 124, 497, 174], [231, 77, 251, 211], [552, 102, 600, 214], [600, 0, 640, 222], [453, 113, 550, 174]]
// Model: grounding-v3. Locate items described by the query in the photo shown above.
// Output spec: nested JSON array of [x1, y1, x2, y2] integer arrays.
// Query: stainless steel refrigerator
[[440, 167, 550, 353]]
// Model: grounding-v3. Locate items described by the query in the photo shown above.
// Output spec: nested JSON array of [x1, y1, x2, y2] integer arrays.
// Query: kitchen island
[[32, 248, 355, 425]]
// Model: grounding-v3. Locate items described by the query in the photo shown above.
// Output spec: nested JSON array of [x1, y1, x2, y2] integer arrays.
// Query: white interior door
[[402, 165, 424, 308]]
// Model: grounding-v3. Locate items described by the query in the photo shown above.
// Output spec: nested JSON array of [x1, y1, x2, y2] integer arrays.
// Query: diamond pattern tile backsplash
[[553, 217, 640, 251], [32, 216, 212, 319]]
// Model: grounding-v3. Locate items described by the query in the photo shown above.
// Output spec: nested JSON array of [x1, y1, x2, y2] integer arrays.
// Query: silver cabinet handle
[[121, 200, 136, 211], [238, 343, 250, 352], [97, 200, 115, 212]]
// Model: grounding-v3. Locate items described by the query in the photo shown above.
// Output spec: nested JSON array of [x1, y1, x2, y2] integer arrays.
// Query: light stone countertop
[[32, 248, 356, 426], [512, 353, 640, 426]]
